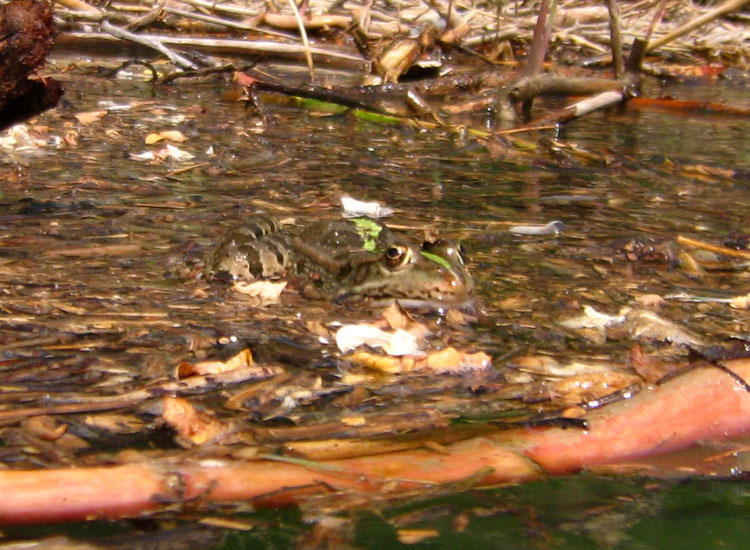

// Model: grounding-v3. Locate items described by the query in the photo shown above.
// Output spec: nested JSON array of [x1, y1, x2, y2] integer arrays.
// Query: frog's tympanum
[[205, 215, 474, 308]]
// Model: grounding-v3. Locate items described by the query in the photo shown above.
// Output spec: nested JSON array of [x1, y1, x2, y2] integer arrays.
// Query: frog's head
[[335, 238, 474, 309]]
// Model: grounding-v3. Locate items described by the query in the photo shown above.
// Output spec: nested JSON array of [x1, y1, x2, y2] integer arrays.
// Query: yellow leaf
[[145, 133, 164, 144]]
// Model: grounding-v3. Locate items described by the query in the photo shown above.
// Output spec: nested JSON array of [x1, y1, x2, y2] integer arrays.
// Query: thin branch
[[605, 0, 624, 77], [646, 0, 750, 52], [288, 0, 316, 83], [100, 20, 199, 69]]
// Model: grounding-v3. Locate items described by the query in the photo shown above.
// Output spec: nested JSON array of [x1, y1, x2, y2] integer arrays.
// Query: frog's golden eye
[[384, 245, 410, 269]]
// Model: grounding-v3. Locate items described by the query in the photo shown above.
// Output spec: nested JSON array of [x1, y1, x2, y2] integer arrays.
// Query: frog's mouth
[[334, 270, 474, 310]]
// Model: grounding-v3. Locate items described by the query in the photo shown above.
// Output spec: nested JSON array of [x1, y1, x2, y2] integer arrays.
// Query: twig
[[515, 89, 626, 130], [643, 0, 667, 45], [677, 235, 750, 260], [163, 6, 262, 32], [522, 0, 554, 77], [126, 0, 165, 30], [605, 0, 623, 77], [646, 0, 750, 52], [176, 0, 261, 17], [288, 0, 315, 83], [55, 0, 104, 18], [59, 32, 368, 66], [100, 20, 199, 69]]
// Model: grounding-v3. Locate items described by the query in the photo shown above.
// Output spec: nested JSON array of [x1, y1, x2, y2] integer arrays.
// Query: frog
[[204, 215, 474, 309]]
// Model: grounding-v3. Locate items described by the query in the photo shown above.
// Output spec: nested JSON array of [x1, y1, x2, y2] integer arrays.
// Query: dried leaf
[[145, 132, 164, 144], [397, 529, 439, 544], [232, 280, 287, 300], [160, 396, 231, 446], [164, 144, 195, 161], [417, 347, 492, 374], [347, 347, 491, 375], [341, 416, 366, 427], [158, 130, 188, 142], [548, 371, 641, 406], [340, 196, 395, 218], [145, 130, 188, 144], [731, 294, 750, 309], [336, 324, 420, 356], [83, 413, 145, 435], [346, 351, 416, 373], [381, 302, 409, 330], [625, 309, 705, 345], [21, 415, 66, 440], [177, 348, 253, 377], [74, 110, 107, 125]]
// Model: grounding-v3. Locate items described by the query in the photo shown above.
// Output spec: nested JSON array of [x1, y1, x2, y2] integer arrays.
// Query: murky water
[[1, 59, 749, 547]]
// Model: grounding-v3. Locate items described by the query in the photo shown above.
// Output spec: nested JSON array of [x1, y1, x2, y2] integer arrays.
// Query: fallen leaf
[[346, 351, 416, 373], [346, 347, 491, 375], [164, 143, 195, 161], [381, 302, 410, 330], [341, 416, 366, 427], [340, 196, 395, 218], [145, 130, 188, 144], [625, 309, 705, 345], [160, 396, 232, 446], [233, 280, 287, 300], [418, 347, 492, 374], [21, 415, 67, 440], [176, 348, 253, 377], [397, 529, 440, 544], [83, 413, 145, 435], [731, 294, 750, 309], [130, 150, 156, 161], [336, 324, 420, 356], [75, 110, 107, 125]]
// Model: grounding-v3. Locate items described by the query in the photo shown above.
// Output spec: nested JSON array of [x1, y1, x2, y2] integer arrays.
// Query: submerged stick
[[2, 358, 750, 524], [677, 235, 750, 260]]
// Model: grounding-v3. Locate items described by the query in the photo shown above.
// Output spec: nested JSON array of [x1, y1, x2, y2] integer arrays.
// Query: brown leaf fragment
[[346, 351, 416, 373], [20, 415, 66, 440], [55, 433, 90, 451], [83, 413, 145, 435], [347, 348, 492, 375], [731, 294, 750, 309], [177, 348, 253, 377], [145, 130, 188, 144], [74, 110, 107, 125], [628, 344, 684, 383], [160, 396, 233, 447], [374, 38, 421, 83], [547, 371, 641, 406], [397, 529, 440, 544], [232, 280, 287, 300], [417, 348, 492, 375], [381, 302, 410, 330]]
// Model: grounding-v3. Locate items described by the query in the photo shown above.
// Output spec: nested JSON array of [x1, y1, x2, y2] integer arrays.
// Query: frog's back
[[205, 215, 294, 281]]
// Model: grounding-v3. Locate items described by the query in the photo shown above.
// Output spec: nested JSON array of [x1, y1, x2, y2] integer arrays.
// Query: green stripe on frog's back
[[350, 217, 383, 252]]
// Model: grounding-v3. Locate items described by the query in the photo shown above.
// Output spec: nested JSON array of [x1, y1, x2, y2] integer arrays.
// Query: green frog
[[205, 215, 474, 308]]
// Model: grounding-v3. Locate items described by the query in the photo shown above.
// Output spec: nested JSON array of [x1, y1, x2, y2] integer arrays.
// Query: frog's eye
[[384, 245, 411, 269]]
